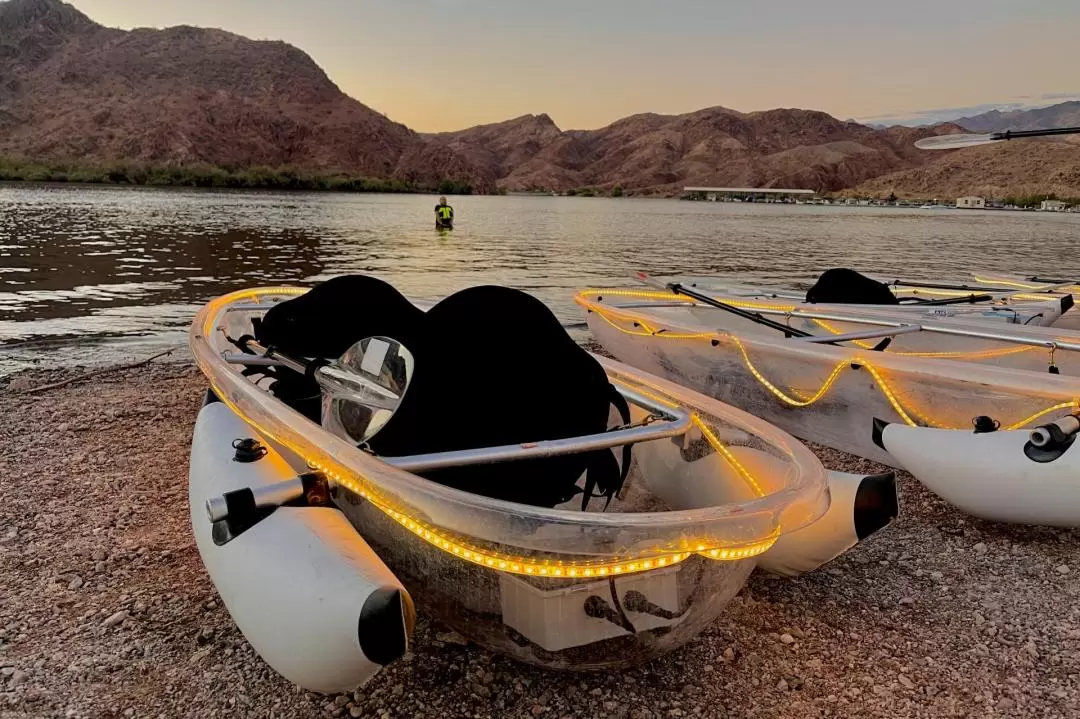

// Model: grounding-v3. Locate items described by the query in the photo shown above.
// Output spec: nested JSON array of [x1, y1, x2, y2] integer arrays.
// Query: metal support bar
[[224, 353, 286, 367], [794, 325, 922, 344], [383, 413, 691, 473], [222, 351, 693, 472], [744, 307, 1080, 353]]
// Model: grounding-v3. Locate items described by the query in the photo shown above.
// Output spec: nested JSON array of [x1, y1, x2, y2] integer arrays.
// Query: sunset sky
[[70, 0, 1080, 132]]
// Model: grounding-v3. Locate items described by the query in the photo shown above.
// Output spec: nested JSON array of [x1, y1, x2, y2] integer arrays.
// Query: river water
[[2, 183, 1079, 376]]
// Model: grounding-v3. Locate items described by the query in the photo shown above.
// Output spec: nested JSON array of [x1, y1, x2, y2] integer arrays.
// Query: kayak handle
[[1029, 414, 1080, 448]]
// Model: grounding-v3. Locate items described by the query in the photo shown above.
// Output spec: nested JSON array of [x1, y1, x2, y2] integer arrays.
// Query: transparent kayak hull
[[577, 289, 1080, 467], [191, 287, 833, 670]]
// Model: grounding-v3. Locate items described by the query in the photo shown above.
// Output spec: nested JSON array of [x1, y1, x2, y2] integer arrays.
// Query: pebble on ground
[[1, 363, 1078, 718]]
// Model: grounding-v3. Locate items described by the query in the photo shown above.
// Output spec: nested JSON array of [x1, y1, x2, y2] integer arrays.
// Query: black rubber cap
[[358, 587, 414, 666], [1061, 294, 1075, 313], [871, 417, 890, 450], [853, 471, 899, 540], [203, 388, 222, 407]]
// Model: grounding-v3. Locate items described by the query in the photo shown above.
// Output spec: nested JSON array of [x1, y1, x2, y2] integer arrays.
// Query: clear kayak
[[187, 284, 891, 686], [576, 287, 1080, 466]]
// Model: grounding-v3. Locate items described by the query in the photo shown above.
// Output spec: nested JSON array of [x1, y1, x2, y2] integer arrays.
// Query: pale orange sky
[[68, 0, 1080, 131]]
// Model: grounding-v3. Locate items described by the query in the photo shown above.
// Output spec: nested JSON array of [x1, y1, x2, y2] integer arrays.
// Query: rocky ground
[[1, 361, 1078, 719]]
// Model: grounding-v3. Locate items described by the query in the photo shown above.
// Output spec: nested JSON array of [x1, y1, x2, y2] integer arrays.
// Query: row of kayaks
[[579, 268, 1080, 526], [186, 269, 1078, 692]]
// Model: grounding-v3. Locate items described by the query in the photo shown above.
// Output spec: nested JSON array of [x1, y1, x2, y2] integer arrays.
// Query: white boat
[[576, 286, 1080, 487], [874, 415, 1079, 527], [188, 281, 897, 690]]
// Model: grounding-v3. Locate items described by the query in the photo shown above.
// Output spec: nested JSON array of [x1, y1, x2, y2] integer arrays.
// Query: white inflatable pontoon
[[189, 393, 414, 692], [874, 414, 1080, 526]]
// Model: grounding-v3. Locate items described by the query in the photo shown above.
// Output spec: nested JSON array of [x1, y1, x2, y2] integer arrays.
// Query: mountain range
[[952, 101, 1080, 134], [1, 0, 1077, 198]]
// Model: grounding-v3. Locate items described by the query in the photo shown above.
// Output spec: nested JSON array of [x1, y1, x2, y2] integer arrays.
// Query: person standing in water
[[434, 196, 454, 229]]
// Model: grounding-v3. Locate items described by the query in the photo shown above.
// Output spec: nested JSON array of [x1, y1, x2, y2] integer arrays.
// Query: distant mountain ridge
[[0, 0, 1077, 198], [428, 108, 962, 194], [953, 101, 1080, 133]]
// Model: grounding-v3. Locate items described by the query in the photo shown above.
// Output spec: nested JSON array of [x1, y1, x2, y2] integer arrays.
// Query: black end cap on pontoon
[[358, 587, 415, 666], [203, 388, 222, 407], [853, 471, 899, 540], [871, 417, 890, 450], [1061, 294, 1075, 313]]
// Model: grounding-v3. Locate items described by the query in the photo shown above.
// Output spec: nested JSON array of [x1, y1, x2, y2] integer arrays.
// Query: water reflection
[[2, 183, 1078, 375]]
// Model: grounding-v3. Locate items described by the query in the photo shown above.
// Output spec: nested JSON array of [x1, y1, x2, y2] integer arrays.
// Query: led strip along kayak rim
[[576, 289, 1080, 466], [192, 287, 831, 578]]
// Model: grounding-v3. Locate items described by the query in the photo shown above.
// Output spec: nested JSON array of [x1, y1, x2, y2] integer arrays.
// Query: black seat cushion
[[253, 277, 622, 508], [255, 275, 427, 358], [805, 268, 898, 305], [368, 285, 617, 507]]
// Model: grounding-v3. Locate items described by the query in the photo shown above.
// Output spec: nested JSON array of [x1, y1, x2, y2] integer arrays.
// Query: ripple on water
[[1, 184, 1078, 375]]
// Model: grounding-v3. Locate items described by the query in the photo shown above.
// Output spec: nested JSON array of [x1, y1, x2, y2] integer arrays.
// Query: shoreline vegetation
[[0, 157, 1074, 208], [0, 157, 477, 195]]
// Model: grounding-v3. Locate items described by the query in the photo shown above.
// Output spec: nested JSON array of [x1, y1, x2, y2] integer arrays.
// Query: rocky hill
[[953, 101, 1080, 133], [429, 109, 966, 194], [1, 0, 1075, 198], [851, 136, 1080, 200], [0, 0, 482, 188]]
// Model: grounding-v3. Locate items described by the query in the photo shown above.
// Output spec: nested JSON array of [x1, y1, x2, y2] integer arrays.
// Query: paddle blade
[[319, 336, 415, 445], [633, 270, 668, 290], [915, 133, 997, 150]]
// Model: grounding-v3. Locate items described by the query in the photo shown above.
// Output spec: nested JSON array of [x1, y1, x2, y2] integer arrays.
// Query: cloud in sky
[[858, 92, 1080, 127]]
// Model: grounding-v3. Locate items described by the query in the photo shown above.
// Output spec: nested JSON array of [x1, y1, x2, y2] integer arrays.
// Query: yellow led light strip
[[200, 295, 780, 577], [579, 294, 1076, 431], [610, 375, 767, 499], [205, 376, 754, 578], [692, 415, 765, 497], [1005, 401, 1080, 431], [973, 275, 1080, 294]]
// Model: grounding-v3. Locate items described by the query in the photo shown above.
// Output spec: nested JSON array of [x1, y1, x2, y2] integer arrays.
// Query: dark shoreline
[[0, 158, 477, 195]]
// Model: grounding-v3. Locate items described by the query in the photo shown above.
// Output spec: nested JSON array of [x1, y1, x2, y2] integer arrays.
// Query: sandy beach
[[1, 360, 1078, 719]]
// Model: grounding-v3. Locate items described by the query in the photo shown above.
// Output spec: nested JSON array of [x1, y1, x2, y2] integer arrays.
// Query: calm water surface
[[2, 184, 1079, 375]]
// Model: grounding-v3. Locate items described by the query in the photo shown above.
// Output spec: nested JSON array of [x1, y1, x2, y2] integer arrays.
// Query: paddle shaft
[[664, 282, 815, 339], [991, 126, 1080, 141]]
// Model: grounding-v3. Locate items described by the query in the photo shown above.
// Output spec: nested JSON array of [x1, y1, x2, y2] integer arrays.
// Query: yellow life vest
[[437, 205, 453, 220]]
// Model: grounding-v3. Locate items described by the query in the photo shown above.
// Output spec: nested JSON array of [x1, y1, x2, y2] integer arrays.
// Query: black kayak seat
[[252, 276, 627, 508], [370, 285, 626, 508], [805, 268, 899, 305], [254, 275, 427, 422]]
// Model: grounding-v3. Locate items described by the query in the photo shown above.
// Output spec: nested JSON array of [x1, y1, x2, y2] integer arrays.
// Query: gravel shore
[[1, 362, 1078, 719]]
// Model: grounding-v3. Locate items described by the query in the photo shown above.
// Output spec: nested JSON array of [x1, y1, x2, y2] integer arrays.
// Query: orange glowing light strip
[[577, 291, 1076, 430], [973, 276, 1080, 294], [610, 377, 767, 502], [201, 292, 781, 576]]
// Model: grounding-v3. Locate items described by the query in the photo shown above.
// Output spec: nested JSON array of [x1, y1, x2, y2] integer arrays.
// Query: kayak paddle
[[915, 125, 1080, 150]]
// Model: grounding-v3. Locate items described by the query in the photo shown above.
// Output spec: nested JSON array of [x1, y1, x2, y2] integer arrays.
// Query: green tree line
[[0, 157, 475, 194], [999, 193, 1079, 208]]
